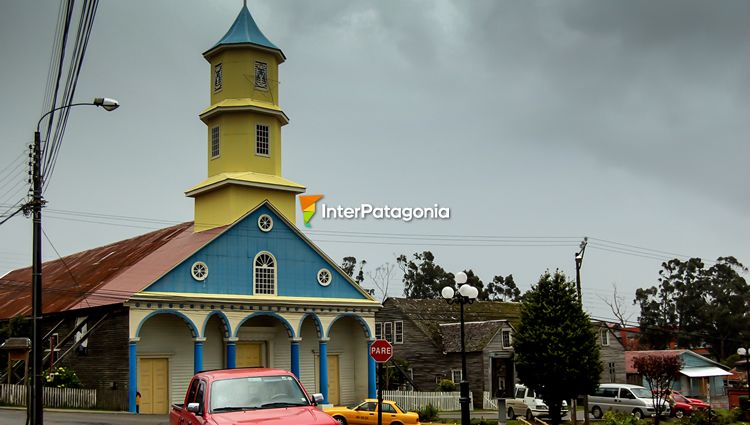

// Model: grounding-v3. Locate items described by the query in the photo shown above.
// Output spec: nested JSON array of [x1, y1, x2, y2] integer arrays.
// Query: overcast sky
[[1, 0, 748, 322]]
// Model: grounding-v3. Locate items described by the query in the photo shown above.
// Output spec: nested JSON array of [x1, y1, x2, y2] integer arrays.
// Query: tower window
[[214, 63, 223, 92], [211, 126, 220, 158], [254, 61, 268, 89], [253, 251, 276, 295], [256, 124, 269, 156]]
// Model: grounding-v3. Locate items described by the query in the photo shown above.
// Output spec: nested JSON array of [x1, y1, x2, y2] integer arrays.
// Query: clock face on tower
[[254, 61, 268, 89]]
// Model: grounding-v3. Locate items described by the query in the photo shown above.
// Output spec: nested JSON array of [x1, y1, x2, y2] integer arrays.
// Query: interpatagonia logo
[[299, 195, 324, 227]]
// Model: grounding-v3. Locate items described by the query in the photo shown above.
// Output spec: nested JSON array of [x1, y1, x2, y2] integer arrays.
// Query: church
[[0, 3, 380, 414]]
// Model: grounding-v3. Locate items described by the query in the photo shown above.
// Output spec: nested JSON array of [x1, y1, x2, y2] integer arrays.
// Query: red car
[[169, 368, 337, 425], [658, 390, 711, 418]]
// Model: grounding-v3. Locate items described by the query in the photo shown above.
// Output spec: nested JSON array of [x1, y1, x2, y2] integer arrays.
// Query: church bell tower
[[186, 2, 304, 232]]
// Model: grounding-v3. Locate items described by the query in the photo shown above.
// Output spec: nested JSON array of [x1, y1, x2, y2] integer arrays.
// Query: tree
[[486, 274, 521, 301], [514, 270, 601, 425], [634, 256, 750, 359], [366, 262, 395, 301], [396, 251, 454, 299], [632, 354, 682, 425], [601, 283, 633, 327], [341, 256, 366, 285]]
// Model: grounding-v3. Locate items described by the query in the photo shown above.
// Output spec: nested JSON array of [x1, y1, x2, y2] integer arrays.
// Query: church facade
[[0, 3, 380, 414]]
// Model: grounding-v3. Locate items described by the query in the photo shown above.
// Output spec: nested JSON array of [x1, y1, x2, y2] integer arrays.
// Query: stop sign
[[370, 339, 393, 363]]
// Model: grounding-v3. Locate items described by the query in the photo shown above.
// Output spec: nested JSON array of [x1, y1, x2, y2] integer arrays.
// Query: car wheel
[[592, 406, 603, 419], [674, 410, 685, 419], [526, 409, 534, 421], [508, 407, 515, 419], [333, 415, 347, 425], [632, 409, 644, 420]]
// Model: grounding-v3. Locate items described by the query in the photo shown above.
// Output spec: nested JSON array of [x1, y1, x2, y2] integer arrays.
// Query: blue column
[[194, 338, 205, 374], [226, 338, 237, 369], [319, 340, 329, 403], [291, 339, 301, 379], [367, 340, 376, 398], [128, 338, 138, 413]]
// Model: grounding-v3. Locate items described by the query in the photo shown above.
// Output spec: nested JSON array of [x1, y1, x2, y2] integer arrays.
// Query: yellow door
[[236, 342, 264, 367], [328, 355, 340, 405], [139, 358, 169, 414]]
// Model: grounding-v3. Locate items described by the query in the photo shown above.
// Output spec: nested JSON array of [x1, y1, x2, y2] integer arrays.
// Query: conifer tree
[[514, 270, 602, 425]]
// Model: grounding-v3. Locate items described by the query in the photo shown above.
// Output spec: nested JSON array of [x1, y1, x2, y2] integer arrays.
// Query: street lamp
[[738, 347, 750, 390], [442, 271, 479, 425], [28, 97, 119, 425]]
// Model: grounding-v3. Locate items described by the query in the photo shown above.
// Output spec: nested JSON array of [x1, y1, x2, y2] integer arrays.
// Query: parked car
[[169, 368, 336, 425], [657, 389, 710, 416], [589, 383, 670, 419], [323, 399, 420, 425], [506, 384, 568, 421]]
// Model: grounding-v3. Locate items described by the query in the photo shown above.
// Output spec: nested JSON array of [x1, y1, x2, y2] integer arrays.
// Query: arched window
[[254, 252, 276, 295]]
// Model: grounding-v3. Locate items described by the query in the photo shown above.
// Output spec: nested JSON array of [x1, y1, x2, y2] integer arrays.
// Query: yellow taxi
[[324, 399, 421, 425]]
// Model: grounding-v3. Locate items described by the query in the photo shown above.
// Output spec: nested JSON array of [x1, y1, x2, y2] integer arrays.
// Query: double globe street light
[[442, 271, 479, 425], [737, 347, 750, 390], [28, 97, 119, 425]]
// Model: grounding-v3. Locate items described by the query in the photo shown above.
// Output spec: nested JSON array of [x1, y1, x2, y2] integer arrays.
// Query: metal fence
[[382, 390, 473, 412], [0, 384, 97, 409]]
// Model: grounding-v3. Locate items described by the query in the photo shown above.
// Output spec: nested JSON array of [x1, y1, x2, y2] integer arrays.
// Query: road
[[0, 408, 168, 425]]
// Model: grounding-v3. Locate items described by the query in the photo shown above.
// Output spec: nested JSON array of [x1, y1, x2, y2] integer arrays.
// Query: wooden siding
[[145, 205, 367, 299], [137, 314, 195, 404], [598, 325, 626, 384], [204, 315, 225, 371], [299, 320, 318, 393], [43, 306, 129, 392]]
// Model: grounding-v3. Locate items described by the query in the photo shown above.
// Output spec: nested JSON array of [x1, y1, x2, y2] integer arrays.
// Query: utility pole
[[574, 237, 588, 425], [27, 98, 119, 425], [575, 237, 588, 304]]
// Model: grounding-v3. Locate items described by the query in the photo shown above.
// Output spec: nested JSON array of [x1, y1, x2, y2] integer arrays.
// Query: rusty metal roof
[[0, 221, 221, 319]]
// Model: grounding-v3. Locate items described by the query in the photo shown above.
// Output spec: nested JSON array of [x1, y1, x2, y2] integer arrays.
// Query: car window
[[187, 379, 199, 404], [620, 389, 635, 399], [516, 388, 525, 399], [394, 402, 407, 413], [381, 403, 396, 413], [631, 388, 652, 399], [603, 388, 619, 398], [210, 375, 309, 411], [195, 381, 206, 414], [673, 395, 689, 403]]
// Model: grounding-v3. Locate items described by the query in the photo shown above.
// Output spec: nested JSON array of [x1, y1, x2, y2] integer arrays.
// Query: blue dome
[[206, 4, 285, 61]]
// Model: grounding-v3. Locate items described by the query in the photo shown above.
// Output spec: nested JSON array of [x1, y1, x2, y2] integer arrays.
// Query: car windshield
[[673, 395, 689, 403], [210, 375, 310, 412], [631, 388, 652, 399]]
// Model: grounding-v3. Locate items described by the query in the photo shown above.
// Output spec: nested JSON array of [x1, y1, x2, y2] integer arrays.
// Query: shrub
[[603, 410, 641, 425], [418, 403, 439, 422], [44, 366, 83, 388], [679, 409, 741, 425], [437, 379, 456, 392]]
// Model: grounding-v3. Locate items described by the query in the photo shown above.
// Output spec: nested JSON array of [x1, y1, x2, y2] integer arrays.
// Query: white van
[[506, 384, 568, 420], [589, 383, 670, 419]]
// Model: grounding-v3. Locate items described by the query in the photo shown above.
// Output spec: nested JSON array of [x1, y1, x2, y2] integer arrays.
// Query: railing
[[0, 384, 96, 409], [382, 390, 473, 411]]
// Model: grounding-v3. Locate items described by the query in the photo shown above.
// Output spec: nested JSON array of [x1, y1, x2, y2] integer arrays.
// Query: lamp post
[[738, 347, 750, 390], [28, 97, 119, 425], [442, 271, 479, 425]]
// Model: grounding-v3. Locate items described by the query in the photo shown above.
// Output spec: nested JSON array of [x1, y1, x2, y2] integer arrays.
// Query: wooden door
[[236, 342, 264, 367], [328, 355, 340, 405], [139, 358, 169, 414]]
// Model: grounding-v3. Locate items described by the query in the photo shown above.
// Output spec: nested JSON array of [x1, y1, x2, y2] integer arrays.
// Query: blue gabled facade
[[143, 203, 368, 300]]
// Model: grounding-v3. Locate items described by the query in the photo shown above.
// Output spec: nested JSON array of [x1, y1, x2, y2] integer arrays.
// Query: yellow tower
[[186, 3, 304, 232]]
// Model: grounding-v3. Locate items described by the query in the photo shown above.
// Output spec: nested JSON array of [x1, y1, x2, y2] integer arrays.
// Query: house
[[375, 298, 520, 404], [626, 350, 732, 405], [375, 299, 627, 404], [595, 321, 628, 384], [0, 3, 381, 413]]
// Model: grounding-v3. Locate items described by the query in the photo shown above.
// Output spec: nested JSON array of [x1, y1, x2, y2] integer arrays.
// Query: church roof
[[204, 4, 286, 62], [0, 222, 224, 318]]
